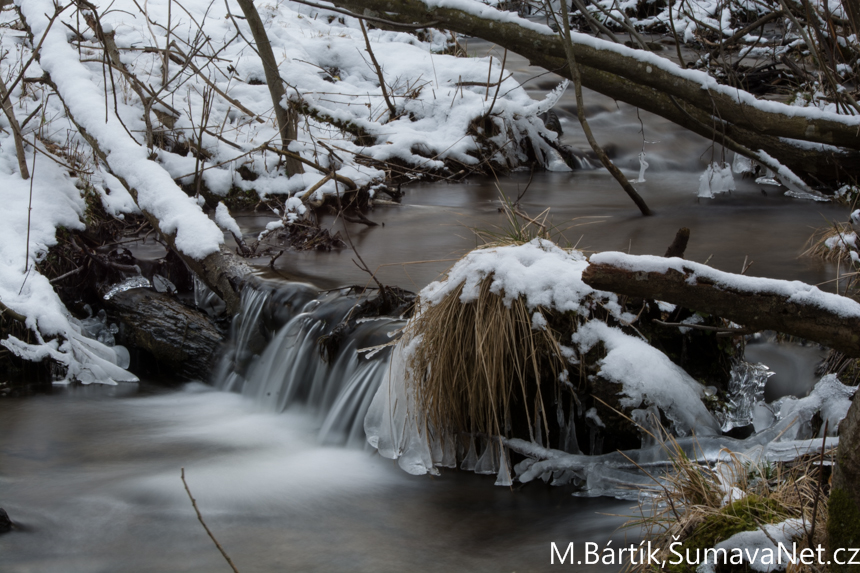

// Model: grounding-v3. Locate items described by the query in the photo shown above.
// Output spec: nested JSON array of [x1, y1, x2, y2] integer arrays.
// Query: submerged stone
[[0, 508, 12, 534]]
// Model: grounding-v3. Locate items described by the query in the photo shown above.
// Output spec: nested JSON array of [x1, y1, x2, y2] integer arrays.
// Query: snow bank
[[24, 0, 562, 211], [0, 135, 136, 384], [20, 0, 225, 261]]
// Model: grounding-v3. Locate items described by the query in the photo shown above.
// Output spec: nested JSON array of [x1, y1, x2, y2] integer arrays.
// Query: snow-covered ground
[[0, 0, 562, 383]]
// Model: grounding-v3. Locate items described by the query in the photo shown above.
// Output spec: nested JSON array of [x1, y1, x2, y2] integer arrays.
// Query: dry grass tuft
[[628, 436, 833, 573], [406, 277, 571, 442], [802, 222, 857, 262]]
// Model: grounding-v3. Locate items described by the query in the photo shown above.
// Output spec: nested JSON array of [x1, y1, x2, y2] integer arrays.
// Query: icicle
[[634, 152, 648, 183], [439, 432, 458, 468], [460, 434, 478, 471], [474, 437, 500, 475], [494, 442, 513, 486]]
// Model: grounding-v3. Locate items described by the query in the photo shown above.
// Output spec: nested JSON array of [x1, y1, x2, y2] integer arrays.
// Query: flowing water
[[0, 38, 843, 573], [0, 383, 638, 572]]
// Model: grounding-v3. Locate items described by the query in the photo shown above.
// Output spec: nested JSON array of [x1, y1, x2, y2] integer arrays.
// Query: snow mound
[[572, 321, 721, 436], [697, 519, 805, 573]]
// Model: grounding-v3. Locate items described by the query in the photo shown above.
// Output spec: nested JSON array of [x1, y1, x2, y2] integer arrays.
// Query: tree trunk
[[830, 396, 860, 571], [0, 75, 30, 179], [329, 0, 860, 185], [235, 0, 304, 177]]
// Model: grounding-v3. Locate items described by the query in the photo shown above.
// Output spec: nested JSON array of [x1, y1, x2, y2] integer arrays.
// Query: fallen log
[[582, 252, 860, 358], [328, 0, 860, 185], [104, 288, 223, 380]]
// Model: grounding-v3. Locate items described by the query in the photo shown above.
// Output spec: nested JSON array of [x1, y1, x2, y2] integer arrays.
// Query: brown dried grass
[[406, 276, 570, 442], [802, 222, 856, 262], [628, 435, 833, 573]]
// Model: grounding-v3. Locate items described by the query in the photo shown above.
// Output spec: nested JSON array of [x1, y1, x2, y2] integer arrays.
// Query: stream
[[0, 40, 843, 573]]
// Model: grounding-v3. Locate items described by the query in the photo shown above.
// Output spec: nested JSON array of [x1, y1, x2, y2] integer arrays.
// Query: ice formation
[[698, 162, 736, 198], [722, 361, 774, 431], [635, 152, 649, 183]]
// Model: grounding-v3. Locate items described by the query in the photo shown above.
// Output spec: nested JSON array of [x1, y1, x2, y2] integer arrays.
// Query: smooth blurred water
[[0, 384, 637, 573]]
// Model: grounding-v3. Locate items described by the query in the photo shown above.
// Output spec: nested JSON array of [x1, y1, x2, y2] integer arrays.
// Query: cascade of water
[[213, 282, 403, 447], [211, 280, 845, 498]]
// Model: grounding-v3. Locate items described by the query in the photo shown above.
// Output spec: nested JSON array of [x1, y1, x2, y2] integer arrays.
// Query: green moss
[[667, 495, 790, 573], [828, 487, 860, 572]]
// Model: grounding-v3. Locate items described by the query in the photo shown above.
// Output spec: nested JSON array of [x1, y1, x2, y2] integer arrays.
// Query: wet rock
[[0, 508, 12, 533], [104, 288, 224, 380]]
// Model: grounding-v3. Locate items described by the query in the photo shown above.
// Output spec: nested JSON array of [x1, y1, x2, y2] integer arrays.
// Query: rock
[[0, 508, 13, 533], [103, 288, 224, 380]]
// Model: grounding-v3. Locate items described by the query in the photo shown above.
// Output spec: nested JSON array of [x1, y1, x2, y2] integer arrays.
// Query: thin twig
[[359, 20, 397, 119], [49, 266, 84, 284], [653, 319, 753, 335], [548, 0, 652, 216], [181, 468, 240, 573]]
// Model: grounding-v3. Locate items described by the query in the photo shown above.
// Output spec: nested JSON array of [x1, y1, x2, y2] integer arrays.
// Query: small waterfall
[[213, 281, 404, 447]]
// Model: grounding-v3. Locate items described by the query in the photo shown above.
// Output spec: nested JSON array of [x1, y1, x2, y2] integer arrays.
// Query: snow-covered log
[[582, 252, 860, 357], [330, 0, 860, 185]]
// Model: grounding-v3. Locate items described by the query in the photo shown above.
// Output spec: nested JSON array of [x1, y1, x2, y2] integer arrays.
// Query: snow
[[697, 519, 805, 573], [215, 202, 242, 238], [0, 130, 136, 384], [20, 0, 225, 261], [590, 251, 860, 319], [572, 321, 721, 436], [421, 238, 593, 312]]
